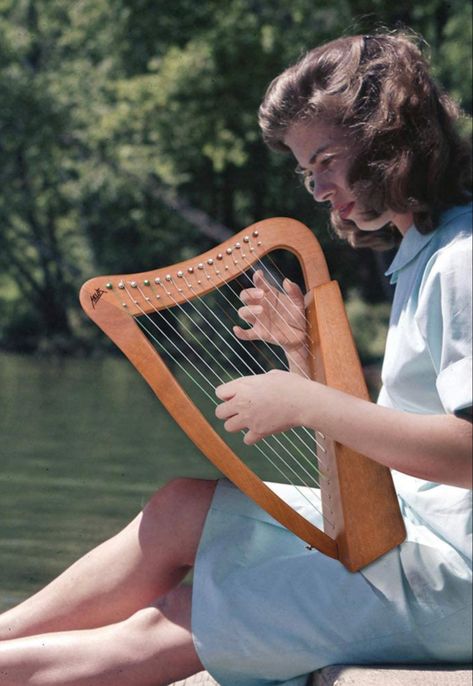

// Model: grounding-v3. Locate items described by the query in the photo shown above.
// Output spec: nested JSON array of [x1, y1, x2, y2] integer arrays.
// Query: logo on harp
[[90, 287, 107, 309]]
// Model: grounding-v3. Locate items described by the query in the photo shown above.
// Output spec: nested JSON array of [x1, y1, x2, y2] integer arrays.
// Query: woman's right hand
[[234, 270, 308, 354]]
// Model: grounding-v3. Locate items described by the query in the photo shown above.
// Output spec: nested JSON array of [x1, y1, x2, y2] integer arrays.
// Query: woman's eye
[[319, 155, 335, 169]]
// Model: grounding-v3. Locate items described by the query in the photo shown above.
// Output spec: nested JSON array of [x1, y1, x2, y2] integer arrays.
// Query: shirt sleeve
[[415, 235, 472, 417]]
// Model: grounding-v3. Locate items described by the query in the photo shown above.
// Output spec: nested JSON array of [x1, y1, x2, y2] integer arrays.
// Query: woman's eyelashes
[[319, 154, 335, 169], [296, 155, 337, 178]]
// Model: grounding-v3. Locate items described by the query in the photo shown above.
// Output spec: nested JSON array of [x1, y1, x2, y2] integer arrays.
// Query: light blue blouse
[[379, 202, 472, 419], [378, 202, 472, 563]]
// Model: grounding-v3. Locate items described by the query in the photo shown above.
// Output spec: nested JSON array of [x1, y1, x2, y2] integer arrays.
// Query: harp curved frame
[[80, 217, 405, 571]]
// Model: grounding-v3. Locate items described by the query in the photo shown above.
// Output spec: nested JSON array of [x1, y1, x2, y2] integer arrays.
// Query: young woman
[[0, 31, 471, 686]]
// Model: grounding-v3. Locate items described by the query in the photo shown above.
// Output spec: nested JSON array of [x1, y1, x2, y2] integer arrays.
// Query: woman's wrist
[[283, 342, 310, 376]]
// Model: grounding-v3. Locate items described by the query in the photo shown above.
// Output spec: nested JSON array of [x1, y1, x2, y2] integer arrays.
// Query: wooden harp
[[80, 217, 405, 572]]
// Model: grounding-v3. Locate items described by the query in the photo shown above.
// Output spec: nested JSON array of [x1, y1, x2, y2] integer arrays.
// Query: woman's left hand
[[215, 370, 309, 445]]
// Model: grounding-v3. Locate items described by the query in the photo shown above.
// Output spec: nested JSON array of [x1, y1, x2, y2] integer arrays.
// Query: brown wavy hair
[[259, 32, 472, 249]]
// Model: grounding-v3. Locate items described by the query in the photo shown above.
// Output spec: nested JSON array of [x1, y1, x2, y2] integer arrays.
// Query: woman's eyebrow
[[308, 143, 332, 165]]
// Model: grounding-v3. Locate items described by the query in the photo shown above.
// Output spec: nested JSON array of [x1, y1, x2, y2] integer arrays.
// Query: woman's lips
[[337, 202, 355, 220]]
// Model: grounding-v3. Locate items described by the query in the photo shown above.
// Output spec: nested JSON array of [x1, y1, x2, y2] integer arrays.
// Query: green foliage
[[345, 292, 391, 364], [0, 0, 471, 352], [437, 0, 473, 115]]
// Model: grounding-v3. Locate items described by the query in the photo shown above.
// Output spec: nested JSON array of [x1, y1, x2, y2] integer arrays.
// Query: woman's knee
[[141, 478, 217, 566], [124, 586, 192, 636], [119, 586, 203, 677], [144, 478, 216, 523], [154, 584, 193, 627]]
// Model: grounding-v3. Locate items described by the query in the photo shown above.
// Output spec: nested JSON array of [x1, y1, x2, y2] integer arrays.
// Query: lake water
[[0, 352, 222, 611], [0, 347, 376, 612]]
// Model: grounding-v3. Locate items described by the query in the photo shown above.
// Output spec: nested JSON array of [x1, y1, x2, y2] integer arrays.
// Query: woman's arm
[[215, 371, 472, 489], [301, 380, 472, 488]]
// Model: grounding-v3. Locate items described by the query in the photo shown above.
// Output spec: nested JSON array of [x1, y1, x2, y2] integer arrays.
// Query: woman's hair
[[259, 31, 472, 249]]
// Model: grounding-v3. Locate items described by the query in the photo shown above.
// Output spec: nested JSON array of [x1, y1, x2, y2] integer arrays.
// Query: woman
[[0, 31, 471, 686]]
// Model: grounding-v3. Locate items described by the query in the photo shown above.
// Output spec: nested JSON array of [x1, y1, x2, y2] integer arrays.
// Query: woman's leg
[[0, 478, 216, 640], [0, 585, 203, 686]]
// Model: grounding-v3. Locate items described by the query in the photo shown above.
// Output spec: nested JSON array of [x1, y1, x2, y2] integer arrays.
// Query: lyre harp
[[80, 217, 406, 571]]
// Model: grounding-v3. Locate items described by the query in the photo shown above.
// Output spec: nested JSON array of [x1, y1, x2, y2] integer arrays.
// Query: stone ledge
[[170, 671, 218, 686], [170, 666, 472, 686], [311, 665, 472, 686]]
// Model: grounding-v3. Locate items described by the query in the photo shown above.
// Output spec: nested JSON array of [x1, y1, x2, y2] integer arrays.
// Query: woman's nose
[[312, 178, 334, 204]]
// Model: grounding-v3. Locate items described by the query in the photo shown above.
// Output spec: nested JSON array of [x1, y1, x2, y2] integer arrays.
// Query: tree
[[0, 0, 470, 351]]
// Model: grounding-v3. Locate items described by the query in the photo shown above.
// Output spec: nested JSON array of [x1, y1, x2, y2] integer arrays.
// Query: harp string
[[229, 264, 326, 445], [173, 264, 327, 463], [207, 288, 284, 373], [133, 310, 326, 519], [120, 283, 326, 514], [220, 245, 310, 375], [148, 281, 324, 485], [186, 258, 327, 460], [131, 281, 323, 492], [186, 237, 303, 373], [240, 246, 312, 365], [207, 270, 298, 373], [240, 243, 326, 444]]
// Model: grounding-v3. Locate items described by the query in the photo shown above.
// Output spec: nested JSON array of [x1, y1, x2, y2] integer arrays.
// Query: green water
[[0, 352, 221, 611]]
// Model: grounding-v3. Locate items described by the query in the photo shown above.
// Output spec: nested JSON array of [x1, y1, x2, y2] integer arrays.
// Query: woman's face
[[284, 120, 413, 235]]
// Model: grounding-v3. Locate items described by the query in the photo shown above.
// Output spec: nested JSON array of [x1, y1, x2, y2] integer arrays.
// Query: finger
[[233, 325, 261, 341], [243, 430, 262, 446], [240, 287, 264, 305], [224, 415, 247, 433], [252, 269, 264, 286], [238, 304, 263, 323], [252, 269, 277, 294], [215, 381, 237, 401], [282, 278, 304, 302], [253, 270, 273, 293], [214, 401, 237, 420]]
